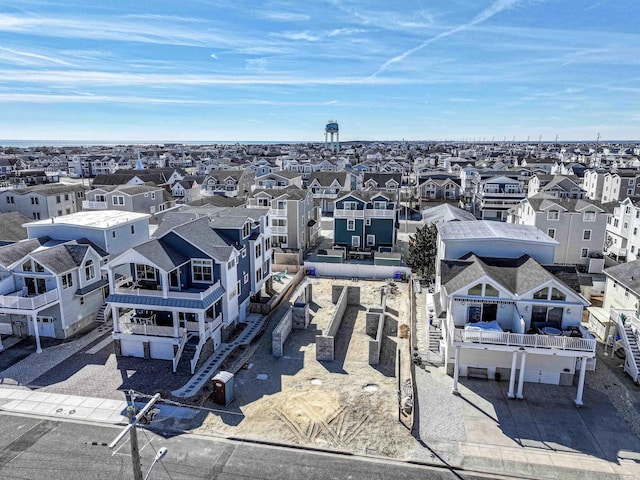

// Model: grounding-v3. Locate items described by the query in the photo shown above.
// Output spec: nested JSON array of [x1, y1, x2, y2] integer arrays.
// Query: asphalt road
[[0, 412, 504, 480]]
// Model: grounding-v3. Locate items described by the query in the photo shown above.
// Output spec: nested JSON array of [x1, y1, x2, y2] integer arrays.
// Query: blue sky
[[0, 0, 638, 141]]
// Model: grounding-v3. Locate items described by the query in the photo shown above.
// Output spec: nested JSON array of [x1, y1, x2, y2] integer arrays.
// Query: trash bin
[[309, 267, 316, 276], [212, 371, 234, 406]]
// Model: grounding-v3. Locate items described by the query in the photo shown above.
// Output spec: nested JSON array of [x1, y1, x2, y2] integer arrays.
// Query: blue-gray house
[[333, 191, 398, 250]]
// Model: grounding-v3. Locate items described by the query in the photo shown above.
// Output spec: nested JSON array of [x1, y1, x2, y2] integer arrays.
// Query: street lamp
[[144, 447, 168, 480]]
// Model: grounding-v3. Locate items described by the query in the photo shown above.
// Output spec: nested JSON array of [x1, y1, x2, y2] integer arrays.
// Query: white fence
[[453, 328, 596, 353], [304, 261, 411, 280]]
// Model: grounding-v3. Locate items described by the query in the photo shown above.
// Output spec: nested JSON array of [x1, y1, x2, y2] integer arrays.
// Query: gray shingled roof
[[250, 186, 308, 201], [0, 212, 29, 242], [0, 237, 50, 267], [172, 216, 235, 262], [441, 254, 581, 296], [30, 243, 88, 274], [603, 259, 640, 296], [422, 204, 476, 224], [526, 193, 614, 213], [133, 239, 189, 271], [308, 171, 349, 187]]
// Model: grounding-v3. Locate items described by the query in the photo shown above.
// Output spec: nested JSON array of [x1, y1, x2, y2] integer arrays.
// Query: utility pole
[[109, 393, 161, 480]]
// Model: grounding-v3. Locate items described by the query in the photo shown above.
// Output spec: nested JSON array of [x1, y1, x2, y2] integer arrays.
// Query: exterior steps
[[95, 304, 108, 323], [176, 335, 199, 375], [624, 325, 640, 383]]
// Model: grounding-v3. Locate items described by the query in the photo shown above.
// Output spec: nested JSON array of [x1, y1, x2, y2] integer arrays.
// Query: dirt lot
[[197, 278, 420, 458]]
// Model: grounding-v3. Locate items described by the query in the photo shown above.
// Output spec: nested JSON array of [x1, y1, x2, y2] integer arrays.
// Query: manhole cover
[[363, 384, 379, 392], [310, 378, 322, 385]]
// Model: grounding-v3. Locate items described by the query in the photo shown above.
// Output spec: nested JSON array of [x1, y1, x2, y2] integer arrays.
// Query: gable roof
[[0, 237, 50, 268]]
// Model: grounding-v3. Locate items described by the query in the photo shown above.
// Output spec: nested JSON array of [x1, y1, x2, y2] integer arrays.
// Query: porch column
[[161, 271, 169, 299], [452, 346, 461, 395], [507, 350, 519, 399], [173, 311, 179, 338], [0, 335, 4, 351], [198, 312, 205, 339], [31, 313, 42, 354], [107, 266, 116, 292], [516, 351, 527, 399], [575, 356, 588, 407], [111, 305, 120, 333]]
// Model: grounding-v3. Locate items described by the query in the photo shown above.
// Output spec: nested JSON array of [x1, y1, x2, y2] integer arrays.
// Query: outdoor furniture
[[542, 327, 562, 336]]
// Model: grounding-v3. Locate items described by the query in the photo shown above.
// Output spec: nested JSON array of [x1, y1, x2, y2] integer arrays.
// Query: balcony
[[452, 327, 596, 353], [271, 225, 288, 234], [365, 208, 395, 218], [334, 209, 365, 218], [115, 280, 222, 300], [82, 200, 108, 209], [478, 189, 525, 198], [269, 208, 287, 218], [0, 289, 59, 310], [117, 312, 221, 338]]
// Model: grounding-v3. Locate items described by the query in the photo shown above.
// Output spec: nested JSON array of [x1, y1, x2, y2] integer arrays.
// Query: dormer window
[[192, 259, 213, 283], [22, 261, 32, 272], [468, 284, 483, 296], [34, 262, 44, 273], [373, 201, 386, 209], [547, 210, 560, 220], [242, 222, 250, 238]]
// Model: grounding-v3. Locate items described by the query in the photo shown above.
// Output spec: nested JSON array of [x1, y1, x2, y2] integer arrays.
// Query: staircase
[[176, 335, 199, 375], [613, 309, 640, 384], [426, 322, 444, 365], [95, 304, 109, 323]]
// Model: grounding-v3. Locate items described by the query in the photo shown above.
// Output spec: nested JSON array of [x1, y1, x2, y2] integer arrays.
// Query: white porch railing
[[365, 208, 395, 218], [172, 330, 189, 372], [115, 281, 221, 300], [0, 289, 59, 310], [269, 208, 287, 217], [334, 210, 365, 218], [453, 327, 596, 353], [82, 200, 108, 209], [271, 225, 288, 234], [118, 321, 177, 337]]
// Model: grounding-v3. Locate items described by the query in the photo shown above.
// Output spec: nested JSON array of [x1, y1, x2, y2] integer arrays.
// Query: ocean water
[[0, 140, 310, 148]]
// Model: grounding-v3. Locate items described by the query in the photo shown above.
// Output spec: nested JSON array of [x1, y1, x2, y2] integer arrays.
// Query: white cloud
[[0, 46, 74, 66], [210, 53, 218, 59]]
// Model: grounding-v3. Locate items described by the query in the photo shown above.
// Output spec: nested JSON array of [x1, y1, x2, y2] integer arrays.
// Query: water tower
[[325, 120, 339, 153]]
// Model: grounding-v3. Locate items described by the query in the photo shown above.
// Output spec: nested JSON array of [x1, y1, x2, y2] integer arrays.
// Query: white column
[[108, 266, 116, 292], [0, 334, 4, 351], [111, 305, 120, 333], [516, 351, 527, 399], [161, 271, 169, 299], [452, 346, 461, 395], [198, 312, 205, 339], [575, 356, 588, 407], [507, 351, 519, 399], [173, 311, 179, 338], [32, 314, 42, 354]]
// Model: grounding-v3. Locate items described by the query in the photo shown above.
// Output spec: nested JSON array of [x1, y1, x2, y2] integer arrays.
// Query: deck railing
[[0, 289, 59, 310], [453, 327, 596, 353]]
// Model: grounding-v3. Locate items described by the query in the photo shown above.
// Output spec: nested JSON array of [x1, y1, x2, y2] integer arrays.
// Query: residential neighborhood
[[1, 139, 639, 479]]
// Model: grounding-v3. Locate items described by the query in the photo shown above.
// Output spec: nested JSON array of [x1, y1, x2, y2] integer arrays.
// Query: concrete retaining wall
[[367, 310, 385, 365], [272, 308, 293, 357], [316, 285, 360, 362]]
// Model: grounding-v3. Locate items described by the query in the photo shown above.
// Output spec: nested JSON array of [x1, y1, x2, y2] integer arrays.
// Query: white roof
[[437, 220, 559, 245], [24, 210, 151, 229]]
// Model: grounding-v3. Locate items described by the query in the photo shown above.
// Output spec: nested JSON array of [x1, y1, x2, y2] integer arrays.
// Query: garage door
[[37, 317, 56, 338], [149, 341, 173, 360], [523, 370, 561, 385], [120, 339, 144, 358]]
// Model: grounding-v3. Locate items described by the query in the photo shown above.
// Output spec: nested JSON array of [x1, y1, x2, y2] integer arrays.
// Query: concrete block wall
[[272, 308, 293, 357], [292, 303, 309, 329], [316, 335, 335, 361], [317, 285, 360, 362], [368, 312, 385, 365]]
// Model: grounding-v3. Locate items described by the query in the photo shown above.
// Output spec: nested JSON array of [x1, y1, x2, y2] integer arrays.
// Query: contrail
[[370, 0, 521, 77]]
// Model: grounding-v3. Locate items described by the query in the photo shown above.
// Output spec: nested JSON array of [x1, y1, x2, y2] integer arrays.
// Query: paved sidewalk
[[0, 387, 201, 427], [0, 322, 112, 387]]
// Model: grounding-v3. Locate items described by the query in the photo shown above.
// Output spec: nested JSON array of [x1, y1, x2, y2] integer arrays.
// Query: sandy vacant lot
[[198, 278, 420, 458]]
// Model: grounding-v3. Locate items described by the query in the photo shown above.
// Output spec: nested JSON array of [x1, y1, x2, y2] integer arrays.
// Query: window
[[22, 261, 32, 272], [485, 285, 499, 297], [56, 195, 61, 203], [468, 284, 483, 296], [547, 228, 556, 239], [65, 208, 70, 215], [583, 211, 596, 222], [365, 218, 371, 226], [64, 194, 69, 201], [244, 272, 249, 284], [533, 288, 548, 300], [57, 210, 62, 216], [6, 196, 14, 204], [130, 225, 135, 235], [547, 210, 559, 220], [550, 288, 566, 301], [241, 247, 247, 258], [347, 219, 355, 231], [583, 230, 591, 241], [32, 212, 40, 220], [192, 259, 213, 282], [242, 222, 250, 238], [34, 262, 44, 273], [237, 280, 241, 297], [343, 201, 356, 210], [84, 260, 95, 281], [614, 219, 619, 227], [228, 258, 235, 269], [112, 231, 116, 238], [62, 273, 73, 289], [151, 192, 156, 200], [580, 248, 589, 258], [256, 268, 262, 282], [635, 228, 638, 236], [136, 264, 156, 281], [112, 196, 124, 206], [265, 238, 270, 251], [366, 234, 375, 246], [255, 243, 262, 258]]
